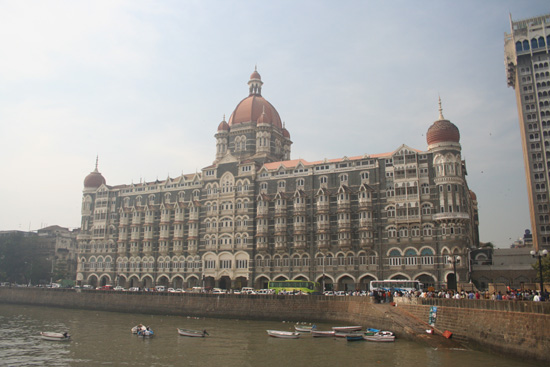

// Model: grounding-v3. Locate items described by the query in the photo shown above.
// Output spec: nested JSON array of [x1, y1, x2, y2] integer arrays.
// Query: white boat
[[332, 325, 362, 332], [311, 330, 336, 337], [294, 324, 316, 332], [363, 331, 395, 342], [177, 328, 209, 337], [266, 330, 300, 339], [40, 332, 70, 341]]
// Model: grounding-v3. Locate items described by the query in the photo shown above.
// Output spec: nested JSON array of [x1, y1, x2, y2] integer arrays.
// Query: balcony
[[432, 212, 470, 221]]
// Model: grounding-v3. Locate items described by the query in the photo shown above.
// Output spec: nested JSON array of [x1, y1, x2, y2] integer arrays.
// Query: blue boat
[[345, 334, 365, 341]]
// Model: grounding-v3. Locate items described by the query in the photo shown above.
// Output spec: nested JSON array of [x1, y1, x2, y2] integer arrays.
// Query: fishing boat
[[363, 331, 395, 342], [131, 324, 148, 334], [177, 328, 209, 337], [294, 324, 316, 332], [40, 332, 70, 341], [332, 325, 362, 332], [137, 328, 154, 337], [345, 333, 365, 341], [311, 330, 336, 337], [266, 330, 300, 339], [364, 328, 380, 336]]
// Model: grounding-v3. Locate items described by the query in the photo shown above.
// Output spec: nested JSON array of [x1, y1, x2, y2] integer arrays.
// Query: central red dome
[[228, 95, 282, 128], [228, 69, 283, 129]]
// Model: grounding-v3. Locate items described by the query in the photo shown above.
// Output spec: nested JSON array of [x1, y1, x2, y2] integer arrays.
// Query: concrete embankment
[[1, 288, 548, 362]]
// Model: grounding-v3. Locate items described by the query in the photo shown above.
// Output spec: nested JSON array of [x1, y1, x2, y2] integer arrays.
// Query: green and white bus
[[268, 280, 322, 295]]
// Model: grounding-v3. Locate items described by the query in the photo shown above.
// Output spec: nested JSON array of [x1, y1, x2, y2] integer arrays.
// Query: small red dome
[[84, 171, 105, 188], [470, 190, 477, 201], [282, 127, 290, 138], [217, 119, 229, 132], [250, 70, 261, 80], [426, 119, 460, 145]]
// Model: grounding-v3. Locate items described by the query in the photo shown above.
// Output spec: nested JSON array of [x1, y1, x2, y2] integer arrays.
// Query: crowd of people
[[388, 288, 549, 302]]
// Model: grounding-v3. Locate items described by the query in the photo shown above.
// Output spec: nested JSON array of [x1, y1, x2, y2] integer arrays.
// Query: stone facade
[[76, 70, 479, 291]]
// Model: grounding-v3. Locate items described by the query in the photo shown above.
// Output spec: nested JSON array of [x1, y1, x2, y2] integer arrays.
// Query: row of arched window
[[516, 36, 548, 52]]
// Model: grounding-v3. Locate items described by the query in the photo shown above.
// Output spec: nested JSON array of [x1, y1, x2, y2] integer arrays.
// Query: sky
[[0, 0, 548, 248]]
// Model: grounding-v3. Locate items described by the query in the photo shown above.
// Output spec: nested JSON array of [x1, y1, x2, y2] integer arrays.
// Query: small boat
[[177, 328, 209, 337], [363, 331, 395, 342], [266, 330, 300, 339], [346, 333, 365, 341], [40, 332, 70, 341], [332, 325, 362, 332], [311, 330, 336, 337], [137, 328, 154, 337], [294, 324, 316, 332], [132, 324, 148, 334], [364, 328, 380, 336]]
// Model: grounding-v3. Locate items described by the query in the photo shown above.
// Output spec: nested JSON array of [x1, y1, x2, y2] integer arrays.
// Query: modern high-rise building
[[77, 69, 479, 291], [504, 13, 550, 251]]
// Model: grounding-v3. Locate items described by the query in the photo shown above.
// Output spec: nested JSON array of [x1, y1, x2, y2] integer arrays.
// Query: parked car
[[99, 285, 113, 291], [323, 291, 334, 296], [167, 288, 176, 293], [128, 287, 140, 292], [154, 286, 166, 292], [212, 288, 226, 294], [113, 286, 126, 291], [241, 287, 255, 294], [82, 285, 94, 289]]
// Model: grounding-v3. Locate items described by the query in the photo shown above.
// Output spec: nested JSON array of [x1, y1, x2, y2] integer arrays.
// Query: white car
[[113, 286, 126, 291], [128, 287, 140, 292]]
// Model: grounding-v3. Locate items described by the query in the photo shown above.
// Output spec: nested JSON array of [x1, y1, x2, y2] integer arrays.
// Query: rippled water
[[0, 304, 545, 367]]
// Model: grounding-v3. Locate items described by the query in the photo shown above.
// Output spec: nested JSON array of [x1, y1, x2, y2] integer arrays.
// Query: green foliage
[[531, 255, 550, 283], [0, 233, 53, 285]]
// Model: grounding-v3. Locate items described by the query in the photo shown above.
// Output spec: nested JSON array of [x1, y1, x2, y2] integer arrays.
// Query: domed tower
[[427, 98, 470, 242], [83, 156, 106, 191], [215, 116, 230, 161], [214, 68, 292, 163]]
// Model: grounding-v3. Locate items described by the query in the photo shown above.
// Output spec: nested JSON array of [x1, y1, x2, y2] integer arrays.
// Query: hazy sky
[[0, 1, 548, 247]]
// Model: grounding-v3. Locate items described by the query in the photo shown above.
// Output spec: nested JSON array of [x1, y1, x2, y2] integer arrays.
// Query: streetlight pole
[[530, 249, 548, 295], [447, 255, 461, 291]]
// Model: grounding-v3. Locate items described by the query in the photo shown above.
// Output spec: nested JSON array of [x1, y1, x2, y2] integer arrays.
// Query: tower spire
[[438, 96, 445, 120], [94, 155, 99, 172]]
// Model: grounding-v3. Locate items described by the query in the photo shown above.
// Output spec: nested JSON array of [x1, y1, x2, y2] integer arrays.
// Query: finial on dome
[[223, 114, 226, 121], [94, 155, 99, 172], [438, 95, 445, 120]]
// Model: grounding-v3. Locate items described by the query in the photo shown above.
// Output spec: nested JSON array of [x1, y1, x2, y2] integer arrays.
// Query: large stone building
[[504, 13, 550, 251], [76, 70, 479, 291]]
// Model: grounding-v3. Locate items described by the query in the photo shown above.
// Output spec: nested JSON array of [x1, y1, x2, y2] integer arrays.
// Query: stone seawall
[[395, 297, 550, 362], [1, 288, 549, 362]]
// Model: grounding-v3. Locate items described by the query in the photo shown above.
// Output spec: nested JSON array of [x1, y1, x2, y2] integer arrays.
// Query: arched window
[[420, 248, 434, 265], [389, 249, 401, 266], [404, 249, 417, 265], [523, 40, 530, 50]]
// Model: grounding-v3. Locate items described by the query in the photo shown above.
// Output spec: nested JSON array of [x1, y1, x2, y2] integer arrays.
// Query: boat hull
[[332, 326, 362, 332], [177, 328, 208, 337], [40, 332, 70, 341], [311, 330, 336, 337], [266, 330, 300, 339]]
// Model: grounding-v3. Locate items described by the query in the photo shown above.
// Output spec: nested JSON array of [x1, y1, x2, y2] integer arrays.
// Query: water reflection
[[0, 304, 544, 367]]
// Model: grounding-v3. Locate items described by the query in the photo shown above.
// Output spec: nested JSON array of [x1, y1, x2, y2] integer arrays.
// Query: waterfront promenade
[[0, 287, 548, 362]]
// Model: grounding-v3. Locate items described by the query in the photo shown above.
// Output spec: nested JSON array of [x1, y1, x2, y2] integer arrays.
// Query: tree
[[532, 255, 550, 285]]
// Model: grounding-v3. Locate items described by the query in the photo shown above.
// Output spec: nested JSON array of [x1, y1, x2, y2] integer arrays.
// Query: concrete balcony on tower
[[432, 212, 470, 221]]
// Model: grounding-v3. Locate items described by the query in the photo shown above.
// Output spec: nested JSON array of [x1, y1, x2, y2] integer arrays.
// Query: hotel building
[[77, 69, 479, 291]]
